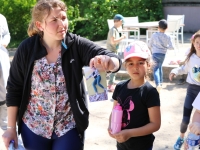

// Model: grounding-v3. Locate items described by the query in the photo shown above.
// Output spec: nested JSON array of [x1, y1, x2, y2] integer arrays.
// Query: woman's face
[[39, 7, 68, 40]]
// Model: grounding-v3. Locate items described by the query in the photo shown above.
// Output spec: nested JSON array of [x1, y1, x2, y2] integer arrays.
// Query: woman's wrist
[[7, 126, 16, 130], [110, 57, 119, 72]]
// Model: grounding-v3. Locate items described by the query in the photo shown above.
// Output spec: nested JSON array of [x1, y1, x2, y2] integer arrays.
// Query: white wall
[[163, 6, 200, 32]]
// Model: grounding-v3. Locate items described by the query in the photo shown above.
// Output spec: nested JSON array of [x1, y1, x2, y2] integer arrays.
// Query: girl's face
[[193, 37, 200, 56], [125, 57, 149, 81], [38, 7, 68, 41]]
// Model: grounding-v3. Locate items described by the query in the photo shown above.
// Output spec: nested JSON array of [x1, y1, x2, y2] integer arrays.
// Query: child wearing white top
[[169, 32, 200, 150]]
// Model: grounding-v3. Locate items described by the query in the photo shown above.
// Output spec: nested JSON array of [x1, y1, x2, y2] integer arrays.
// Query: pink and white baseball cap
[[124, 41, 151, 61]]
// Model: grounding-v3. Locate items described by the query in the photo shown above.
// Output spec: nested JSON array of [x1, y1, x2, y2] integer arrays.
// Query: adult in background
[[2, 0, 121, 150], [0, 13, 10, 131]]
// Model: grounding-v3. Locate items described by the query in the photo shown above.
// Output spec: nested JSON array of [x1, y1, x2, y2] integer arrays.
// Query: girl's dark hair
[[184, 32, 200, 63], [27, 0, 67, 37]]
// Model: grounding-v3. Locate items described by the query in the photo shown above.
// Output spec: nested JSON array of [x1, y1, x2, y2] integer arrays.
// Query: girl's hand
[[189, 122, 200, 135], [2, 129, 18, 149], [107, 127, 115, 139], [169, 73, 176, 81], [112, 129, 131, 143], [184, 140, 189, 150], [89, 55, 117, 72]]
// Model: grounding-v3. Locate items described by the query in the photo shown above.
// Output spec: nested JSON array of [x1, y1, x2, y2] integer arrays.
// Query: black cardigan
[[6, 32, 121, 137]]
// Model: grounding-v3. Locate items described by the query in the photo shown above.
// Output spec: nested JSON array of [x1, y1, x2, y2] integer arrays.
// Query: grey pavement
[[0, 33, 194, 149]]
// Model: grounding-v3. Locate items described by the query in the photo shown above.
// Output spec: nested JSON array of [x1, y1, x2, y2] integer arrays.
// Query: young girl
[[108, 41, 161, 150], [170, 32, 200, 150]]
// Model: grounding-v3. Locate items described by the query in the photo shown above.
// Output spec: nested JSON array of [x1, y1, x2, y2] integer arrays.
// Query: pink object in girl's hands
[[111, 103, 123, 134]]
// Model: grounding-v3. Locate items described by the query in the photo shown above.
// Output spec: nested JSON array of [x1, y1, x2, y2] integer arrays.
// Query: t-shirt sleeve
[[145, 88, 160, 108], [112, 84, 119, 101], [192, 92, 200, 110]]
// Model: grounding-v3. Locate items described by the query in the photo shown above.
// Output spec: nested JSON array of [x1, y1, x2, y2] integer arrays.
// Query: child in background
[[169, 32, 200, 150], [177, 31, 200, 85], [107, 14, 126, 92], [108, 41, 161, 150], [149, 19, 174, 93]]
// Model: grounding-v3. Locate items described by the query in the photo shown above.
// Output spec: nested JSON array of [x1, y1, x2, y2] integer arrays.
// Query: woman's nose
[[58, 19, 65, 26]]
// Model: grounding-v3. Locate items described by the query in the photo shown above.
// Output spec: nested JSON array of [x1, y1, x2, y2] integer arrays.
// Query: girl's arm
[[130, 106, 161, 136], [170, 63, 188, 76], [189, 109, 200, 135], [114, 106, 161, 143], [192, 109, 200, 123], [110, 35, 126, 44], [169, 64, 189, 81]]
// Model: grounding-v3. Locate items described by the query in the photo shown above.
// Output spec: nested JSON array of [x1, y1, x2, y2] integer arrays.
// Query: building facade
[[162, 0, 200, 32]]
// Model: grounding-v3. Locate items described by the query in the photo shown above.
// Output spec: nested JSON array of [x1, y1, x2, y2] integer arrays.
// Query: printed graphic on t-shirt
[[192, 66, 200, 82], [117, 96, 134, 128]]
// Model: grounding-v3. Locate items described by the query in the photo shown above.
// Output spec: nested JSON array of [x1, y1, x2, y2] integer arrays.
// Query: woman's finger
[[103, 55, 110, 70]]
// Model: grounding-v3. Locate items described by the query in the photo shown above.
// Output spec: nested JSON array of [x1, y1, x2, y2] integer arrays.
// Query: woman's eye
[[62, 17, 66, 21]]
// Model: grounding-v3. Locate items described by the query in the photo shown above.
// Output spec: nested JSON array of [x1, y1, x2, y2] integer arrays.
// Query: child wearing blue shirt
[[149, 19, 174, 93]]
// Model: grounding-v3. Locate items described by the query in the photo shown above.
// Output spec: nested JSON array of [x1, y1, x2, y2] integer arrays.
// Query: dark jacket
[[6, 33, 121, 137]]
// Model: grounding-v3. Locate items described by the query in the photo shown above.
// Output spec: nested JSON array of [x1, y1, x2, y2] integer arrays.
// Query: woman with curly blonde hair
[[2, 0, 121, 149]]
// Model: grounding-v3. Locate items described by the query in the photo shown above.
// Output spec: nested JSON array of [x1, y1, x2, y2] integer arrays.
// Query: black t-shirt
[[112, 80, 160, 150]]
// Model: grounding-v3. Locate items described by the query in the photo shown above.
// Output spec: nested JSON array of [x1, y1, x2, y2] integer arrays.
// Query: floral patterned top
[[22, 52, 76, 139]]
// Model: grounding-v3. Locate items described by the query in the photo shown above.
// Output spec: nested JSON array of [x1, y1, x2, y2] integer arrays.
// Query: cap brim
[[124, 53, 148, 62]]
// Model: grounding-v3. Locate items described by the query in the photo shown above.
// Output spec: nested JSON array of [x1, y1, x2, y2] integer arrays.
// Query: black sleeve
[[6, 42, 26, 107], [112, 87, 117, 101], [76, 36, 122, 73], [145, 88, 160, 108]]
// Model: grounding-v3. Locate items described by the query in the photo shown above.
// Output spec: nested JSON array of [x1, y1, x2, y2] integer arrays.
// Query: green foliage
[[0, 0, 37, 46], [76, 0, 163, 40], [0, 0, 163, 47]]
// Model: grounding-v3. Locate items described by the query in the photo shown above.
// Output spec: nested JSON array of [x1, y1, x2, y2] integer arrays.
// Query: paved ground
[[0, 33, 194, 149]]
